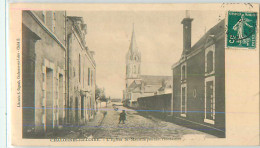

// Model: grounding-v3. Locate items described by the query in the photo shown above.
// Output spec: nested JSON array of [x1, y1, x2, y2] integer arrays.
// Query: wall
[[172, 64, 181, 117], [33, 11, 66, 45], [22, 24, 38, 136], [137, 93, 172, 117], [186, 51, 205, 122], [171, 36, 225, 137], [22, 10, 66, 135], [66, 17, 96, 125], [214, 36, 225, 131]]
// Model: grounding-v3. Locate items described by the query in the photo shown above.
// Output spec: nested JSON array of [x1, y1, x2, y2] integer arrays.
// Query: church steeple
[[129, 23, 139, 53], [126, 24, 141, 84]]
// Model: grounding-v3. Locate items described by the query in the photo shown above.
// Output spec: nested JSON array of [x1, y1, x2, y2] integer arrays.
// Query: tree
[[95, 85, 106, 101], [95, 85, 101, 100]]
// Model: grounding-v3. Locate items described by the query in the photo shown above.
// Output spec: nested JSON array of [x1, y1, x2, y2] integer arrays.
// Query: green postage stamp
[[227, 11, 257, 49]]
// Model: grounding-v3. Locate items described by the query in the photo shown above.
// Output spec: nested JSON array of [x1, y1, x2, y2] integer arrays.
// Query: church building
[[123, 25, 172, 108]]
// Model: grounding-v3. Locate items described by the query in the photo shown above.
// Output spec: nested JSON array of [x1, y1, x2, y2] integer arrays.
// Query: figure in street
[[118, 110, 126, 124]]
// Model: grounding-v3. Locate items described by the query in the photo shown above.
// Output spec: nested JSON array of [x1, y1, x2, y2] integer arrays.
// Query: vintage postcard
[[9, 3, 259, 146]]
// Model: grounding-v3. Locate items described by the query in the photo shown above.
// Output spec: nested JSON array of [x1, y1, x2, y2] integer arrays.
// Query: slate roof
[[143, 84, 162, 93], [127, 75, 172, 93], [140, 75, 172, 85], [157, 80, 172, 92], [186, 19, 225, 55], [128, 80, 142, 92]]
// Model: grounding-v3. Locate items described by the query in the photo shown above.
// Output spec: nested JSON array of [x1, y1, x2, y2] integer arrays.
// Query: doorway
[[58, 74, 64, 125], [46, 68, 54, 132], [75, 97, 79, 124]]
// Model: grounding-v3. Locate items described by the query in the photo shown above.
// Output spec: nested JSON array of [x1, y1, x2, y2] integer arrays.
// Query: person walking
[[118, 110, 126, 124]]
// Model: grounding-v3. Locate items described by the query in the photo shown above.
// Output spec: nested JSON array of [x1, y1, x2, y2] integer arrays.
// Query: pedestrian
[[118, 110, 126, 124]]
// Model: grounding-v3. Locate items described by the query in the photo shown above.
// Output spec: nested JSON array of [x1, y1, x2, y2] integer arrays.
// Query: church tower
[[125, 24, 141, 89]]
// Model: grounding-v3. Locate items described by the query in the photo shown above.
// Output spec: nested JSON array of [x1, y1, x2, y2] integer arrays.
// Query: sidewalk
[[54, 111, 106, 139]]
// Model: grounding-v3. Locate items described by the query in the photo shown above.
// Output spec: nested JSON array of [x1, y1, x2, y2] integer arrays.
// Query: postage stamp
[[227, 11, 257, 49]]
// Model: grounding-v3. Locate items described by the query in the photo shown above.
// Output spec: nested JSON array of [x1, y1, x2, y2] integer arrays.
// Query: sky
[[68, 10, 225, 98]]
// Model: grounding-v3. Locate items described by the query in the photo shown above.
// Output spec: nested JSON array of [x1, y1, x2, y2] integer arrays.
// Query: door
[[46, 68, 54, 132]]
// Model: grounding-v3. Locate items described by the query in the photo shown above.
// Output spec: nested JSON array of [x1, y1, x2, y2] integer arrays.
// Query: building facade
[[22, 10, 67, 137], [171, 13, 225, 136], [66, 16, 96, 125], [22, 11, 96, 137]]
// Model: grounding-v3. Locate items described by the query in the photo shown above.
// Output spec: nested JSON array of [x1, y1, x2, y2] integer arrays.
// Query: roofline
[[171, 20, 225, 70], [28, 11, 66, 50], [171, 32, 224, 70]]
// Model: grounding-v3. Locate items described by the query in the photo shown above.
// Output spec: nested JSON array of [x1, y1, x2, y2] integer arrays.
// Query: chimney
[[181, 10, 193, 54]]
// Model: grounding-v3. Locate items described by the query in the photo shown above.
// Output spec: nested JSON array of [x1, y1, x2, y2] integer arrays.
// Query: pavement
[[34, 103, 216, 140], [52, 103, 216, 139], [91, 103, 216, 139]]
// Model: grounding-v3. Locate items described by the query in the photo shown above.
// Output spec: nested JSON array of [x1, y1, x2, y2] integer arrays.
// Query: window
[[181, 84, 187, 117], [81, 96, 84, 119], [63, 12, 66, 41], [205, 44, 215, 75], [92, 70, 94, 86], [91, 70, 93, 86], [133, 65, 136, 74], [42, 11, 46, 23], [206, 51, 213, 73], [181, 63, 187, 81], [52, 12, 56, 32], [193, 89, 197, 98], [204, 76, 215, 124], [79, 54, 81, 82], [182, 66, 186, 79], [83, 65, 84, 87], [42, 114, 45, 125], [73, 67, 75, 77], [88, 68, 90, 86]]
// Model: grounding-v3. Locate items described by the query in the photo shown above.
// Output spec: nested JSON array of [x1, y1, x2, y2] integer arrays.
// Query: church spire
[[126, 23, 141, 80], [129, 23, 138, 53]]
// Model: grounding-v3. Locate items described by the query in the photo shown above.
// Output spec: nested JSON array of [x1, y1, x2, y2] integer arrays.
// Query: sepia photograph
[[9, 3, 259, 146], [21, 9, 228, 139]]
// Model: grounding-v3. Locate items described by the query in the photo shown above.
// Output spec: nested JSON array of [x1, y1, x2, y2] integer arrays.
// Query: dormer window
[[205, 44, 215, 75], [206, 51, 213, 73], [181, 63, 187, 81]]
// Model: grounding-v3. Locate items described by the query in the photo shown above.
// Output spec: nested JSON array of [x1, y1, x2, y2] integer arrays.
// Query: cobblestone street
[[90, 103, 216, 139]]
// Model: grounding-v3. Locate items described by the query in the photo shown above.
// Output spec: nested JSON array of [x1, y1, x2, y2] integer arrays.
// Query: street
[[55, 102, 216, 140], [90, 103, 216, 139]]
